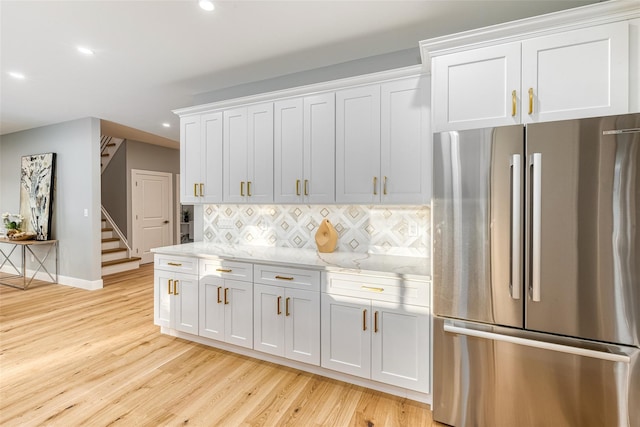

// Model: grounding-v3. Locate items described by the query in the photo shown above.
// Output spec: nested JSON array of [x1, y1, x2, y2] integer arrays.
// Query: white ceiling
[[1, 0, 601, 147]]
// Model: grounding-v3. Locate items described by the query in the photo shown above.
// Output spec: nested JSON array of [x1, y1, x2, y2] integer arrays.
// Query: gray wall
[[0, 118, 102, 285], [194, 48, 421, 105], [125, 140, 179, 244], [101, 140, 127, 236]]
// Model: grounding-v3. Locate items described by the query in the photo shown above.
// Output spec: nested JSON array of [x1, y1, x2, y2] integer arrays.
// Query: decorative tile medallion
[[202, 205, 430, 257]]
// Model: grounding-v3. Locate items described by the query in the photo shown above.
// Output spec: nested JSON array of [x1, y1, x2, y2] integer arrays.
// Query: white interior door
[[132, 169, 172, 264]]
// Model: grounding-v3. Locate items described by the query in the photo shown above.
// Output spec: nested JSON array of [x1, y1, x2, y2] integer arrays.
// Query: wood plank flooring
[[0, 264, 444, 426]]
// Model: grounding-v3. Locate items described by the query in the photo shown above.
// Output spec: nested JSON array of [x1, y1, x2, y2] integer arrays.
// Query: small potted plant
[[2, 212, 24, 237]]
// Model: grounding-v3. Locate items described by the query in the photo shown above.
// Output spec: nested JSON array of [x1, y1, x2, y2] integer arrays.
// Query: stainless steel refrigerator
[[432, 113, 640, 427]]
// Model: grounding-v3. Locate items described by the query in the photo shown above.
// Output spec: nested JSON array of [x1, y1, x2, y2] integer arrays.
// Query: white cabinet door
[[247, 103, 274, 203], [224, 279, 253, 349], [336, 85, 381, 203], [432, 42, 521, 132], [521, 21, 629, 123], [371, 301, 430, 393], [304, 93, 335, 204], [285, 287, 320, 366], [154, 271, 173, 328], [381, 76, 431, 204], [173, 274, 199, 335], [321, 293, 371, 378], [199, 275, 225, 341], [223, 107, 248, 203], [254, 283, 285, 356], [180, 116, 202, 204], [201, 112, 223, 203], [274, 99, 304, 203]]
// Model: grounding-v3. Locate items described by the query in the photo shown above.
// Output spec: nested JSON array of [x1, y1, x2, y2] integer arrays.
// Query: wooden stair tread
[[102, 248, 127, 254], [102, 237, 120, 243], [101, 227, 113, 232], [102, 257, 141, 267]]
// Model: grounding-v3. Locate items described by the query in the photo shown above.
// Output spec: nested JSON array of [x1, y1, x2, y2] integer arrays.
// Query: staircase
[[100, 136, 124, 173], [101, 214, 141, 276]]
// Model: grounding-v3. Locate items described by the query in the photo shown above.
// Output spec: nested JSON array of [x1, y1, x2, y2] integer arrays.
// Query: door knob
[[163, 220, 169, 224]]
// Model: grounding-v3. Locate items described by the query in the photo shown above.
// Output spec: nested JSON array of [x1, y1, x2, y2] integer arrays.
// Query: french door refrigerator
[[432, 113, 640, 427]]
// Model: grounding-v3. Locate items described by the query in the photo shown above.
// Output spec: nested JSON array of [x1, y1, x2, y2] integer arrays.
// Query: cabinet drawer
[[324, 272, 430, 307], [199, 259, 253, 282], [254, 264, 321, 291], [154, 254, 198, 275]]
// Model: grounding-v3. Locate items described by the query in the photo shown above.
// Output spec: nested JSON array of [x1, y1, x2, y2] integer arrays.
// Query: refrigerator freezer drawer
[[434, 318, 640, 427]]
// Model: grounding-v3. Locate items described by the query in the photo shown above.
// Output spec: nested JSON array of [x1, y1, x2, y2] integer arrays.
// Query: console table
[[0, 238, 58, 290]]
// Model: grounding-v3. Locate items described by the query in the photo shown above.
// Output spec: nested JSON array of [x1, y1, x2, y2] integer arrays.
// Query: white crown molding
[[173, 65, 425, 117], [419, 1, 640, 72]]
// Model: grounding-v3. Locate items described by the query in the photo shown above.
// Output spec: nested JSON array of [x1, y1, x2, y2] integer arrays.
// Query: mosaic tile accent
[[202, 205, 430, 257]]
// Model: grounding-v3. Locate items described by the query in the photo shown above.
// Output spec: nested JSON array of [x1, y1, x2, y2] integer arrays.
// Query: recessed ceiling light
[[8, 71, 25, 80], [162, 123, 171, 128], [199, 0, 215, 12], [77, 46, 95, 55]]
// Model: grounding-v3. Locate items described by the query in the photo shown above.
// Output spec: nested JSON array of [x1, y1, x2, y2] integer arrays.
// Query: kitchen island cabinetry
[[274, 93, 335, 204], [223, 103, 274, 203], [179, 112, 223, 203], [430, 20, 631, 132], [199, 259, 253, 349], [321, 272, 430, 393], [336, 75, 430, 204], [153, 254, 199, 334]]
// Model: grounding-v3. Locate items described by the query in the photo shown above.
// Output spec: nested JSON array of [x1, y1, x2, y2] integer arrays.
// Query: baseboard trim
[[0, 266, 103, 290]]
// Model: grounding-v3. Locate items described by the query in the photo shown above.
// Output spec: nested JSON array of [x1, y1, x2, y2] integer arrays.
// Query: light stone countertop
[[151, 242, 430, 279]]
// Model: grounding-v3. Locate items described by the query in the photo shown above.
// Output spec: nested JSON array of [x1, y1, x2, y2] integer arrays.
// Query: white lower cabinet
[[253, 264, 321, 365], [321, 273, 431, 393], [199, 260, 253, 349], [154, 255, 199, 335], [254, 284, 320, 365]]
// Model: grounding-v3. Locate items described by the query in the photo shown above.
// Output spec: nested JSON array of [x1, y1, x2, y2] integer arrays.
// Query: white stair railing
[[101, 205, 132, 254]]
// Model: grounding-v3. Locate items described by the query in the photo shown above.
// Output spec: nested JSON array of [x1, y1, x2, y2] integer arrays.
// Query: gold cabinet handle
[[528, 88, 534, 115], [173, 280, 179, 296], [200, 183, 204, 196], [374, 311, 379, 333], [275, 275, 294, 281], [277, 296, 282, 315], [512, 90, 517, 117], [383, 176, 387, 195], [247, 181, 252, 197], [363, 309, 367, 331], [240, 181, 245, 197], [285, 297, 290, 316], [361, 285, 384, 293], [304, 179, 309, 196], [217, 286, 222, 304], [224, 288, 229, 305], [216, 268, 232, 273], [296, 179, 301, 196], [168, 279, 173, 295], [193, 183, 198, 197], [168, 262, 182, 267], [373, 177, 378, 195]]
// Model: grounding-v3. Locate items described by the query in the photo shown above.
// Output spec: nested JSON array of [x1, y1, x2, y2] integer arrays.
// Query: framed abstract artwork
[[19, 153, 56, 240]]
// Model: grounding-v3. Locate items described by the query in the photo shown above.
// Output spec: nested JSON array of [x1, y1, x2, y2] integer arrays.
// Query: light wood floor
[[0, 264, 444, 426]]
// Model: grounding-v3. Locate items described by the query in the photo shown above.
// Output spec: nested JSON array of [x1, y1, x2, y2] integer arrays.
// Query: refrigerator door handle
[[529, 153, 542, 302], [510, 154, 522, 300], [443, 323, 631, 363]]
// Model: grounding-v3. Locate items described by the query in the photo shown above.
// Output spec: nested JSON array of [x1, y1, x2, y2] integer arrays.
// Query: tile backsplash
[[202, 205, 430, 257]]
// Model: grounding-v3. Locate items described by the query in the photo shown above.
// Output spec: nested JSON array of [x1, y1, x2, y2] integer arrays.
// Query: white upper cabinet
[[274, 93, 335, 204], [521, 22, 628, 124], [337, 76, 430, 204], [180, 112, 223, 203], [223, 103, 274, 203], [380, 76, 431, 204], [430, 19, 631, 132], [432, 43, 521, 131], [336, 84, 381, 204]]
